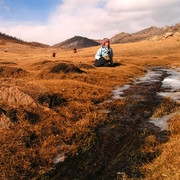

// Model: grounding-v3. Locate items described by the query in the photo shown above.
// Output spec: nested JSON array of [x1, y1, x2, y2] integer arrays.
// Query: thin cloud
[[3, 6, 10, 11], [0, 0, 10, 11], [0, 0, 180, 45]]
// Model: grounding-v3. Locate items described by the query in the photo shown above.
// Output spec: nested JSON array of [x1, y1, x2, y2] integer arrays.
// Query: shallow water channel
[[49, 66, 180, 180], [112, 66, 180, 131]]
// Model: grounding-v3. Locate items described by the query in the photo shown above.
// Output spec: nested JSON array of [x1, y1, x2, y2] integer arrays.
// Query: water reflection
[[158, 68, 180, 103], [111, 67, 180, 130]]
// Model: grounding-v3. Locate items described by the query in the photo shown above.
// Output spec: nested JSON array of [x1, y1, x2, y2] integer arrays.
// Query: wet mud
[[47, 66, 179, 180]]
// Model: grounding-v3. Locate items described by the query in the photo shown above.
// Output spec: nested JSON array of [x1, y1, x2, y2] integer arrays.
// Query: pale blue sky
[[0, 0, 179, 45]]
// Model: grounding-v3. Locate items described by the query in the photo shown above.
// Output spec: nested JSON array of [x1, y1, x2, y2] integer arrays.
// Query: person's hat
[[103, 38, 110, 45]]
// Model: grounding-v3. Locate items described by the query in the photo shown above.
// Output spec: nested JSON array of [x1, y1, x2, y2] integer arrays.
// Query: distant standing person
[[94, 38, 114, 67]]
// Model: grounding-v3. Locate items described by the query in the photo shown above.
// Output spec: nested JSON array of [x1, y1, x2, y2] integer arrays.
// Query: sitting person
[[94, 38, 114, 67]]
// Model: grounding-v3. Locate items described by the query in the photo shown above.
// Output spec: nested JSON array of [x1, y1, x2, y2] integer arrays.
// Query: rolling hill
[[0, 32, 49, 47], [110, 23, 180, 44], [1, 22, 180, 48], [52, 36, 100, 49]]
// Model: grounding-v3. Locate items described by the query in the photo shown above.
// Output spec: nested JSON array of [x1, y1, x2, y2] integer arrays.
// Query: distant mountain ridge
[[110, 23, 180, 44], [1, 22, 180, 48], [0, 32, 49, 47], [29, 41, 50, 48], [0, 32, 28, 44], [53, 36, 100, 49]]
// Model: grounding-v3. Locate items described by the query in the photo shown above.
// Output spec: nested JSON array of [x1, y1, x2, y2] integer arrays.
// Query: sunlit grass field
[[0, 36, 180, 179]]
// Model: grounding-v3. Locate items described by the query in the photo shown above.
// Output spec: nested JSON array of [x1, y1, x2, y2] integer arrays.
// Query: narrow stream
[[112, 66, 180, 131], [49, 66, 180, 180]]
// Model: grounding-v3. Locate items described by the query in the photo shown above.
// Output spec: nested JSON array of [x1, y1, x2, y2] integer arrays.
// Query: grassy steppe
[[0, 36, 180, 179]]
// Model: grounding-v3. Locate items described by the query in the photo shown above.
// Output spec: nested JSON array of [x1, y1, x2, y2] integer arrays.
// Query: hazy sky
[[0, 0, 179, 45]]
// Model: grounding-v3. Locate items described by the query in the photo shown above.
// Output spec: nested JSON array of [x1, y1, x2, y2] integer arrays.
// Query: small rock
[[0, 86, 37, 107], [163, 32, 173, 39], [52, 153, 66, 164], [0, 112, 13, 129]]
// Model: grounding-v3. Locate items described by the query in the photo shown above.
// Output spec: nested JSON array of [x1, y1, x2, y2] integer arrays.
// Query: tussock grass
[[152, 97, 179, 118], [0, 36, 180, 179], [142, 114, 180, 179], [0, 66, 28, 78]]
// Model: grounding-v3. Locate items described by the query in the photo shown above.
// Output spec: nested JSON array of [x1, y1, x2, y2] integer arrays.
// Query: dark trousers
[[94, 57, 110, 67]]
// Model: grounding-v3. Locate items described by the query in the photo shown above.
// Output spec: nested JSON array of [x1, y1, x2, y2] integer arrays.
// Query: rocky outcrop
[[0, 86, 37, 107], [110, 23, 180, 44], [0, 110, 13, 129], [173, 32, 180, 37], [163, 32, 174, 39], [110, 26, 164, 44]]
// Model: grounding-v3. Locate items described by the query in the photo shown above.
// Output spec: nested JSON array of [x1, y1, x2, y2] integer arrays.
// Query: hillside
[[0, 32, 180, 179], [0, 32, 49, 47], [1, 23, 180, 48], [0, 32, 27, 44], [110, 23, 180, 44], [53, 36, 100, 49], [30, 41, 50, 48]]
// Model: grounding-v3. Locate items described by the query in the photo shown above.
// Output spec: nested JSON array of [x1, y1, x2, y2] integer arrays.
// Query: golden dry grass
[[0, 36, 180, 179], [142, 114, 180, 180]]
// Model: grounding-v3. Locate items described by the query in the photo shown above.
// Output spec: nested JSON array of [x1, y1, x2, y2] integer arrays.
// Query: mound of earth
[[0, 66, 28, 78], [32, 60, 54, 70], [38, 93, 67, 108], [0, 61, 17, 65], [32, 60, 53, 66], [50, 63, 84, 74], [77, 63, 95, 69]]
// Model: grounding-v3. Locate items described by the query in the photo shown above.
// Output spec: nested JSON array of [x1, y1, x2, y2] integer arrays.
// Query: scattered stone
[[163, 32, 173, 39], [0, 111, 13, 129], [52, 145, 70, 164], [173, 32, 180, 37], [148, 35, 158, 41], [52, 153, 66, 164], [0, 86, 37, 107]]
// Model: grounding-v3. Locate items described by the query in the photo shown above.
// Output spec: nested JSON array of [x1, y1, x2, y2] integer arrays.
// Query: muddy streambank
[[48, 66, 179, 180]]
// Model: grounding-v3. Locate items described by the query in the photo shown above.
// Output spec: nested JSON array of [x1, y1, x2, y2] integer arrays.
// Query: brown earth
[[0, 35, 179, 179], [0, 66, 28, 78]]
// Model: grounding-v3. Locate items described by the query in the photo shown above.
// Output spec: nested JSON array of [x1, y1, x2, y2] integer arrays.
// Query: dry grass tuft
[[168, 113, 180, 135], [50, 63, 85, 74], [0, 61, 17, 65], [142, 114, 180, 179], [152, 97, 179, 118], [0, 37, 180, 179], [76, 63, 95, 69], [0, 66, 28, 78]]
